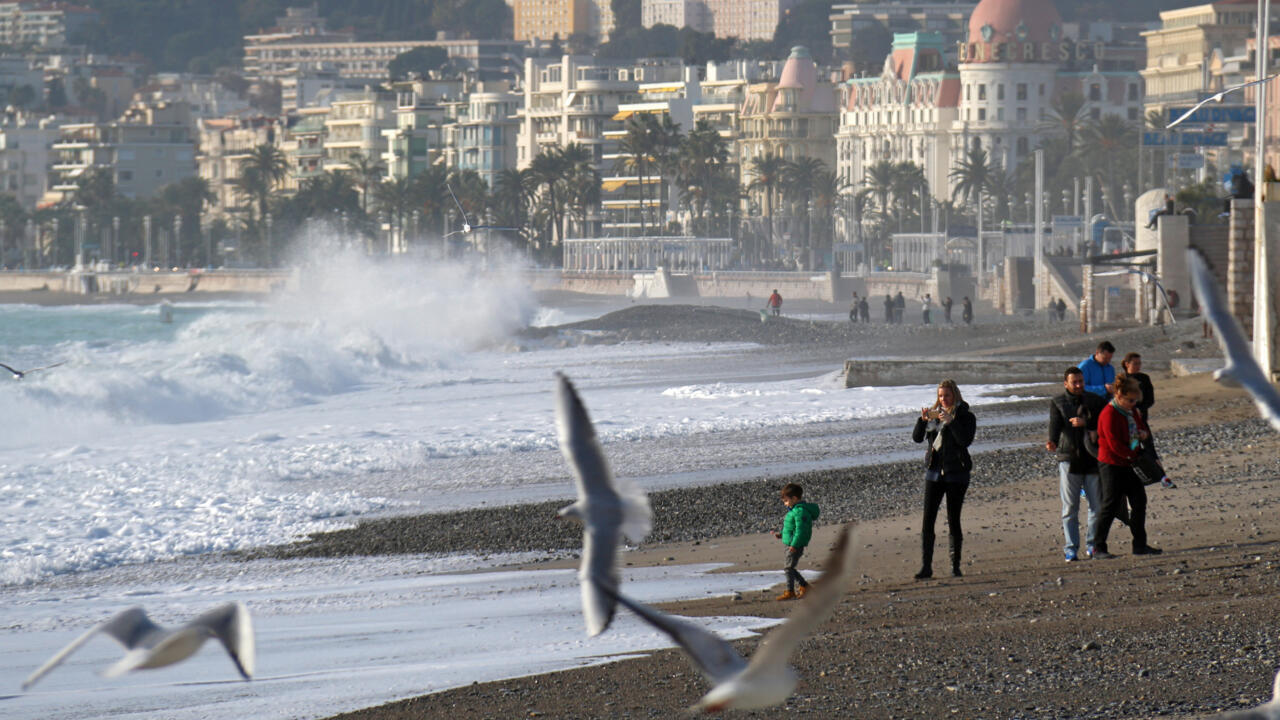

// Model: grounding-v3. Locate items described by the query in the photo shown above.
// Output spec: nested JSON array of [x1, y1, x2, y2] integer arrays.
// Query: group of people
[[848, 292, 973, 326], [774, 339, 1173, 590]]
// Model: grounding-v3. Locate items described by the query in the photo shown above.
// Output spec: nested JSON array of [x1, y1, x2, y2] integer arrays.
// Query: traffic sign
[[1142, 131, 1230, 146], [1165, 105, 1256, 125], [1177, 153, 1205, 169]]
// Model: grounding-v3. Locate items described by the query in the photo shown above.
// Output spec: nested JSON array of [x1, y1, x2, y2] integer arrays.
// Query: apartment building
[[280, 107, 329, 192], [382, 78, 462, 181], [1141, 0, 1256, 116], [50, 101, 195, 201], [738, 46, 839, 184], [244, 36, 524, 83], [0, 113, 60, 209], [0, 1, 99, 48], [196, 116, 282, 219], [322, 90, 397, 172], [642, 0, 712, 33], [442, 81, 520, 190], [829, 1, 975, 59]]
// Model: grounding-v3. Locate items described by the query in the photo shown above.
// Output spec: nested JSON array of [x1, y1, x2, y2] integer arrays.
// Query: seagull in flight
[[0, 361, 65, 379], [22, 602, 255, 690], [594, 523, 858, 712], [444, 182, 519, 239], [554, 372, 652, 636], [1205, 668, 1280, 718], [1167, 74, 1280, 129], [1187, 247, 1280, 432]]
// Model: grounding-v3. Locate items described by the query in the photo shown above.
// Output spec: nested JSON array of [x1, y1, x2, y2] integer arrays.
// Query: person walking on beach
[[859, 294, 870, 323], [961, 297, 973, 325], [767, 289, 783, 317], [1078, 341, 1116, 398], [1092, 376, 1163, 558], [942, 296, 954, 323], [894, 291, 906, 324], [1056, 298, 1067, 322], [911, 379, 976, 579], [773, 483, 818, 600], [921, 294, 933, 325], [1115, 353, 1174, 489], [1047, 367, 1107, 561], [883, 294, 894, 324], [849, 292, 860, 323]]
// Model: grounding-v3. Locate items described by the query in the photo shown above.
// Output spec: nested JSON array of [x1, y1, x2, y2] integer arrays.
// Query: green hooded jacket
[[781, 502, 819, 548]]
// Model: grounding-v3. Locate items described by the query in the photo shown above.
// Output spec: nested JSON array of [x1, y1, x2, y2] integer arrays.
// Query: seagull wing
[[24, 361, 66, 375], [555, 373, 652, 635], [22, 607, 160, 689], [445, 182, 471, 229], [595, 580, 748, 685], [1166, 91, 1226, 129], [748, 524, 857, 674], [1187, 248, 1280, 431], [554, 373, 651, 544], [0, 362, 23, 378], [196, 601, 255, 679]]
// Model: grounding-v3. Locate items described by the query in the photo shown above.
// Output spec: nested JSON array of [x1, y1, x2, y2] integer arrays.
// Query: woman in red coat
[[1091, 376, 1162, 558]]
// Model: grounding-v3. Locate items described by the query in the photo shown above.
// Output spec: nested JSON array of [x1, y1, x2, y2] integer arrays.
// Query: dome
[[967, 0, 1062, 47], [777, 46, 816, 90]]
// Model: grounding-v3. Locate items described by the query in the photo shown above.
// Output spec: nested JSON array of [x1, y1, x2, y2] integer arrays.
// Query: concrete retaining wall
[[842, 356, 1111, 388], [0, 270, 295, 295]]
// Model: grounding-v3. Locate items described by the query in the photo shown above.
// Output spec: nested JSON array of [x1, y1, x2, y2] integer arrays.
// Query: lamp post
[[143, 214, 151, 269], [1255, 0, 1278, 381], [111, 216, 119, 268], [264, 212, 273, 267], [173, 215, 182, 268]]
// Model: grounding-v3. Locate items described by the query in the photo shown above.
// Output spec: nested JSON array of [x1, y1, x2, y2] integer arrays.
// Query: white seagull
[[595, 523, 857, 712], [1167, 74, 1280, 129], [1187, 248, 1280, 431], [1205, 668, 1280, 719], [0, 360, 65, 379], [22, 602, 255, 690], [444, 182, 520, 238], [554, 372, 652, 636]]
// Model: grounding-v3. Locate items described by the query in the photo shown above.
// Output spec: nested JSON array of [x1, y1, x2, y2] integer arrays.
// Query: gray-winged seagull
[[0, 361, 65, 379], [22, 602, 255, 689], [595, 523, 857, 712], [554, 372, 652, 636], [1187, 248, 1280, 431]]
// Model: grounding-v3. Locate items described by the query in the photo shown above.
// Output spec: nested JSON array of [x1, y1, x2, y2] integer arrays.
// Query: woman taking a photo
[[1092, 376, 1163, 558], [911, 379, 976, 579]]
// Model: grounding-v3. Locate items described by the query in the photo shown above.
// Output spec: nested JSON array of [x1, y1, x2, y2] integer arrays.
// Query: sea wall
[[544, 268, 863, 302], [841, 357, 1158, 388], [0, 270, 295, 295]]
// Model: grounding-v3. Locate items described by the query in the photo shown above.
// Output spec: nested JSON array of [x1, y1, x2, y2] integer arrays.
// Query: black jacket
[[1129, 371, 1154, 418], [1048, 391, 1106, 474], [912, 401, 976, 475]]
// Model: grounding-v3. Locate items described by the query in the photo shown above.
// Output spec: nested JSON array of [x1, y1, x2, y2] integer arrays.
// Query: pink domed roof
[[777, 46, 816, 91], [967, 0, 1062, 46]]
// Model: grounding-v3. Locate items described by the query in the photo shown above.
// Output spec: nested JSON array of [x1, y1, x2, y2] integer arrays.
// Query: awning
[[601, 178, 629, 192], [640, 85, 682, 93], [611, 107, 664, 121]]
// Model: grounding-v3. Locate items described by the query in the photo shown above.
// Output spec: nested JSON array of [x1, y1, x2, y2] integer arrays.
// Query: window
[[1016, 107, 1026, 122], [978, 84, 986, 100], [997, 108, 1004, 121], [1127, 83, 1139, 101], [1016, 83, 1027, 101], [965, 84, 970, 100], [998, 84, 1005, 100], [1090, 84, 1102, 101], [1016, 137, 1029, 155], [978, 108, 986, 121]]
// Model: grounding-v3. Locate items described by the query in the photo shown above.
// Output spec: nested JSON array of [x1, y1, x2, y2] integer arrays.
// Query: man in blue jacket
[[1078, 341, 1116, 398]]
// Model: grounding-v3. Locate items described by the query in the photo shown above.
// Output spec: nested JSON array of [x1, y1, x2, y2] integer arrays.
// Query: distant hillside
[[76, 0, 508, 74]]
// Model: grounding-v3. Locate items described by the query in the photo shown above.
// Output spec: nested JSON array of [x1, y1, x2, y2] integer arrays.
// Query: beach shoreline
[[311, 371, 1280, 720]]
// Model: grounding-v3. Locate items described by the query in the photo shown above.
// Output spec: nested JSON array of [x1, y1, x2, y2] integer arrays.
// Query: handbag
[[1130, 444, 1165, 486]]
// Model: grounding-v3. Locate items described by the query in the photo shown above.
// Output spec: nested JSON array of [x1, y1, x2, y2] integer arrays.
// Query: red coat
[[1097, 401, 1147, 466], [768, 292, 782, 308]]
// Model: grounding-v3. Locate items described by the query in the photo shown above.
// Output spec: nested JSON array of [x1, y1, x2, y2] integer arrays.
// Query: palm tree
[[650, 114, 683, 230], [949, 147, 996, 223], [1080, 114, 1138, 220], [529, 147, 570, 254], [615, 116, 655, 234], [234, 144, 289, 265], [159, 177, 215, 265], [890, 161, 928, 232], [810, 170, 848, 268], [411, 164, 449, 238], [0, 193, 26, 267], [675, 120, 731, 237], [490, 168, 535, 248], [782, 156, 826, 269], [1038, 91, 1089, 154], [346, 152, 387, 215], [559, 143, 597, 240], [748, 154, 786, 263], [374, 177, 416, 251]]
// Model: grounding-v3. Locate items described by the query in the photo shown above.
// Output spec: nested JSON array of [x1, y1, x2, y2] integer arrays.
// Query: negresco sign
[[957, 40, 1106, 64]]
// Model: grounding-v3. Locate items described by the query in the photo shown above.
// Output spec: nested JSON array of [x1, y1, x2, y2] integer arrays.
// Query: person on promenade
[[942, 296, 954, 323], [894, 291, 906, 324], [1056, 298, 1067, 322], [859, 295, 870, 323], [1078, 341, 1116, 398], [767, 289, 783, 317], [911, 379, 977, 579], [1047, 367, 1107, 562], [922, 294, 933, 324], [1145, 193, 1175, 229], [1092, 376, 1163, 559], [961, 297, 973, 325], [849, 292, 860, 323], [883, 294, 894, 324], [773, 483, 819, 600]]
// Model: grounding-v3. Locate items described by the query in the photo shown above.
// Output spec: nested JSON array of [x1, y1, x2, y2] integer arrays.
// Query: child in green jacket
[[774, 483, 820, 601]]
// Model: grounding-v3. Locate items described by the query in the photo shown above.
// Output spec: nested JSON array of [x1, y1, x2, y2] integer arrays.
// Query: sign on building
[[1165, 105, 1256, 125], [1141, 131, 1229, 146]]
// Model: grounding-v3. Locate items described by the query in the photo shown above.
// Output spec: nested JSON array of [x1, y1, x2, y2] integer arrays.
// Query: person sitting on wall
[[1145, 194, 1175, 230], [1221, 166, 1254, 218]]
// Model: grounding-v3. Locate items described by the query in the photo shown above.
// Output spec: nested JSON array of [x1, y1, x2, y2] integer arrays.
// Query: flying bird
[[1166, 74, 1280, 129], [1187, 248, 1280, 432], [22, 602, 255, 690], [594, 523, 858, 712], [0, 361, 65, 379], [444, 182, 519, 238], [1204, 668, 1280, 718], [554, 372, 652, 636]]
